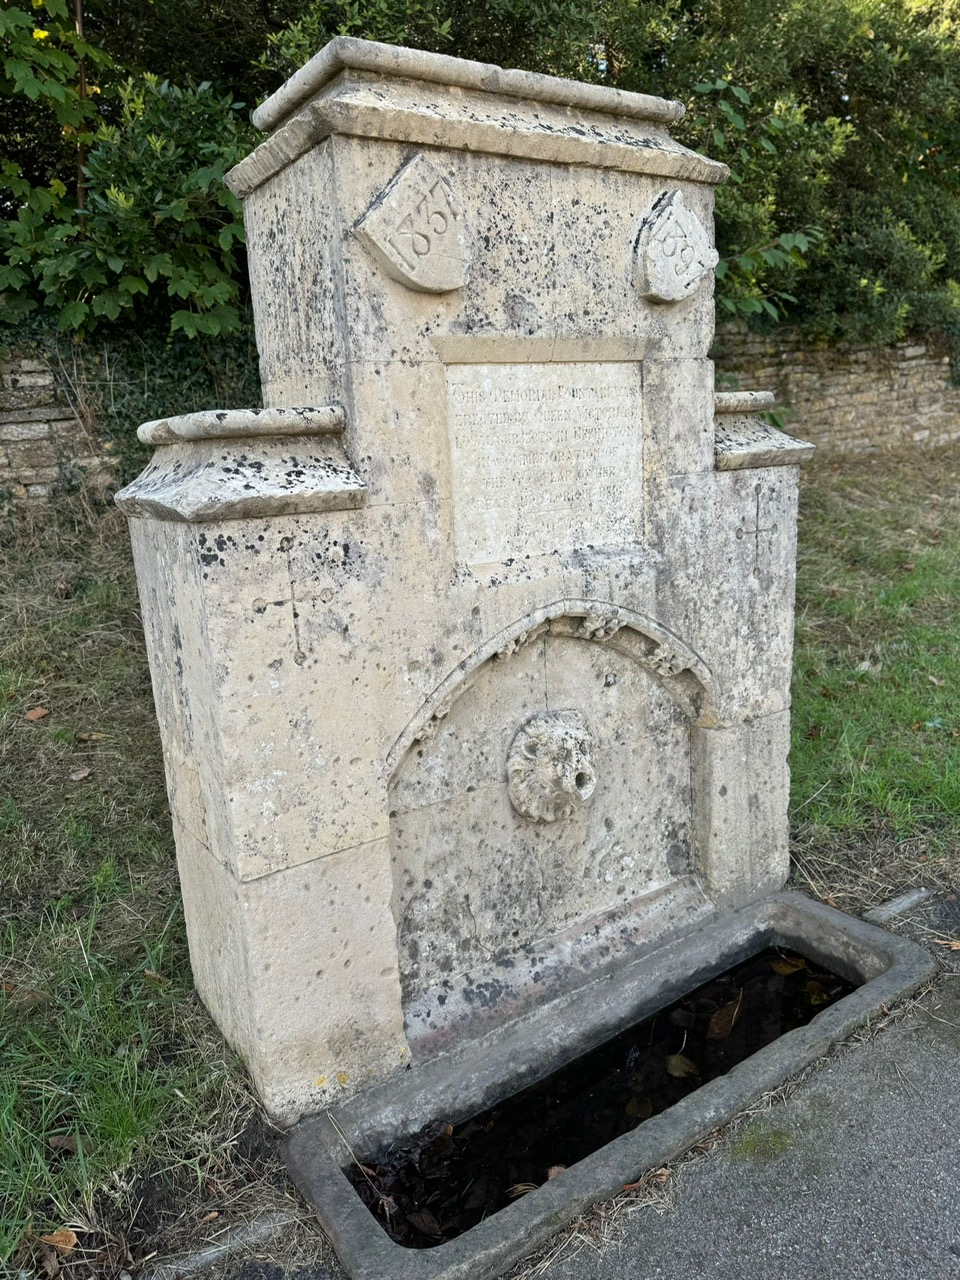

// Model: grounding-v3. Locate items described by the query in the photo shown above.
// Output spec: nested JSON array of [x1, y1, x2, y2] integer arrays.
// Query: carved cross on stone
[[736, 481, 779, 577]]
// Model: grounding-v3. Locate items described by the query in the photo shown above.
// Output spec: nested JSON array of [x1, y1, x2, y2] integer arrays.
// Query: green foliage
[[261, 0, 612, 83], [616, 0, 960, 347], [1, 74, 254, 337], [5, 0, 960, 349], [84, 0, 303, 106], [0, 0, 111, 196], [0, 1, 108, 130], [1, 2, 255, 339], [683, 79, 847, 322]]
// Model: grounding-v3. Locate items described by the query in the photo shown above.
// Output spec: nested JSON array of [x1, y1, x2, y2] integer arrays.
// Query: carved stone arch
[[386, 598, 719, 777]]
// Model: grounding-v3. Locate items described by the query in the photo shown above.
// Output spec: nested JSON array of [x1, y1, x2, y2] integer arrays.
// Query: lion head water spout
[[507, 710, 597, 823]]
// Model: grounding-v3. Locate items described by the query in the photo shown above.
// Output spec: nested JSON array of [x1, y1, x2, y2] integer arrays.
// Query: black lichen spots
[[461, 977, 505, 1010], [171, 622, 184, 680]]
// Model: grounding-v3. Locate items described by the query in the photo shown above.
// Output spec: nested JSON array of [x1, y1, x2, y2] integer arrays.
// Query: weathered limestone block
[[118, 37, 812, 1125], [0, 362, 57, 412], [0, 420, 52, 443], [692, 713, 792, 903]]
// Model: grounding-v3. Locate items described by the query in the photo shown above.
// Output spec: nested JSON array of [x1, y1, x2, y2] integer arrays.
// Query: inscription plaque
[[446, 362, 643, 563]]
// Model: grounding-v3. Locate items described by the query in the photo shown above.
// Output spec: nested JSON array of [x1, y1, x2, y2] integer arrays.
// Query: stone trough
[[116, 38, 935, 1280]]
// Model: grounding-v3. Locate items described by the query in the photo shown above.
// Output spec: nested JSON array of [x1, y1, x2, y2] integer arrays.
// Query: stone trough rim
[[284, 890, 935, 1280]]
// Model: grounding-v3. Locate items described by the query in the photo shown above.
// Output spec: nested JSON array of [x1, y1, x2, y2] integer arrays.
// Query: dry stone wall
[[0, 353, 112, 503], [713, 328, 960, 453]]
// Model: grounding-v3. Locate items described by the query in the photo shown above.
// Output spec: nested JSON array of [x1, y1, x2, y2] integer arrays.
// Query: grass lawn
[[790, 447, 960, 907], [2, 444, 959, 1276], [0, 499, 291, 1278]]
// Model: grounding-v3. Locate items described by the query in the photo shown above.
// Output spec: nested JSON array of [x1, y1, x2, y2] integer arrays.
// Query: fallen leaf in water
[[707, 993, 742, 1040], [666, 1053, 698, 1078], [626, 1096, 653, 1121], [25, 707, 50, 722], [805, 979, 830, 1006], [70, 767, 92, 781], [40, 1230, 77, 1254], [771, 955, 806, 975]]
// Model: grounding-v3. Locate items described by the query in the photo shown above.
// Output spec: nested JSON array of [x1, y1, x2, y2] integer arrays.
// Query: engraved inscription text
[[446, 362, 643, 563]]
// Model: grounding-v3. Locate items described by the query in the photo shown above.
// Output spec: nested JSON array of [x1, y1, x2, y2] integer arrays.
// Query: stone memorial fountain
[[117, 38, 933, 1280]]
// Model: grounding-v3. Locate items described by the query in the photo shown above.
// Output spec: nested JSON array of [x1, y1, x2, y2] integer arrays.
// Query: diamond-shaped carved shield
[[354, 154, 472, 294], [634, 189, 719, 304]]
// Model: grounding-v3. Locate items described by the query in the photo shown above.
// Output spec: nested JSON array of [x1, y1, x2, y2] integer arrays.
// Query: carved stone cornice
[[116, 405, 365, 522]]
